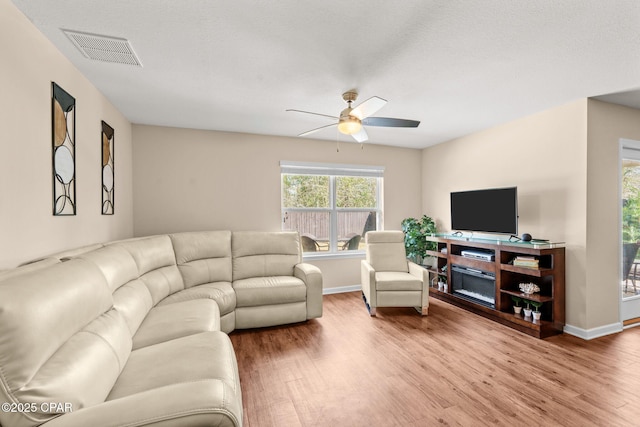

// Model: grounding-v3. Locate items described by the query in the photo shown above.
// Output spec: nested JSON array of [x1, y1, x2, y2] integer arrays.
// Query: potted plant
[[522, 299, 532, 318], [530, 301, 543, 320], [401, 215, 437, 265], [437, 266, 448, 291], [510, 295, 522, 314], [438, 275, 448, 292]]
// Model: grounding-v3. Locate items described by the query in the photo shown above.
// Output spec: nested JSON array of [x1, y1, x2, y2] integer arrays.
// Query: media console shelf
[[425, 235, 565, 339]]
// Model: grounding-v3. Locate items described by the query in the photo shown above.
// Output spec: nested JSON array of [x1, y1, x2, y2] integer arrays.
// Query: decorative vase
[[443, 284, 448, 292], [438, 281, 444, 291], [532, 311, 542, 320], [523, 308, 532, 317], [513, 306, 522, 315]]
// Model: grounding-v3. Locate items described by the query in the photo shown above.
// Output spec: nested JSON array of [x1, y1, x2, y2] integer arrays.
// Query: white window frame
[[280, 161, 384, 259]]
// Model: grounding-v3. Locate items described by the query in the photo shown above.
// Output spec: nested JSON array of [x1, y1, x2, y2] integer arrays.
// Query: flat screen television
[[450, 187, 518, 235]]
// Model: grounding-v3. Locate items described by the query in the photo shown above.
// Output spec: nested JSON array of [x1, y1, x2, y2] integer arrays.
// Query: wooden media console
[[425, 235, 565, 339]]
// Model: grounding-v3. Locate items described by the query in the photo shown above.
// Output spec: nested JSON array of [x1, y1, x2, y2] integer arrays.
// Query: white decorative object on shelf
[[519, 282, 540, 294]]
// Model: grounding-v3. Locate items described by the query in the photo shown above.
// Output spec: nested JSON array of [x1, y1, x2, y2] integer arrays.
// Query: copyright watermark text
[[1, 402, 73, 413]]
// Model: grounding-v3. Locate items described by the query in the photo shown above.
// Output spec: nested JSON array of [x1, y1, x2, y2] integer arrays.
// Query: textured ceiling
[[11, 0, 640, 149]]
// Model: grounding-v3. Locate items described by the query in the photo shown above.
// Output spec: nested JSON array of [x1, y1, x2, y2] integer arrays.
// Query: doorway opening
[[620, 139, 640, 325]]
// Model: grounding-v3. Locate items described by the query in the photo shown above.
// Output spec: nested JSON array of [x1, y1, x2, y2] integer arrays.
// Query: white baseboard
[[563, 322, 623, 340], [322, 287, 625, 340], [323, 285, 361, 295]]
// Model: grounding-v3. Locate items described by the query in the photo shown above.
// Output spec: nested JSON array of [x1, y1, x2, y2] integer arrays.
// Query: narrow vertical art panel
[[52, 83, 76, 215], [101, 121, 114, 215]]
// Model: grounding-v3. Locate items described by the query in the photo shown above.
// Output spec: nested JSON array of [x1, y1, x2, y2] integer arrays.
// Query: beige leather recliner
[[361, 230, 429, 316]]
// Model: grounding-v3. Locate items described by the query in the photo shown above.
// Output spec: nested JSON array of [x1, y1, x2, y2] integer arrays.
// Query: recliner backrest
[[111, 235, 184, 305], [0, 259, 131, 427], [232, 231, 301, 280], [170, 231, 232, 287], [78, 245, 153, 337], [365, 230, 409, 273]]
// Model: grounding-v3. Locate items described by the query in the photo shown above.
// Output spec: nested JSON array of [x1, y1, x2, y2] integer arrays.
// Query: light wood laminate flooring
[[230, 292, 640, 426]]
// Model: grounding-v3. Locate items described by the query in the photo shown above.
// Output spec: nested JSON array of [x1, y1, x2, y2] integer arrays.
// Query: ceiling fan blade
[[351, 127, 368, 143], [286, 109, 339, 120], [362, 117, 420, 128], [350, 96, 387, 119], [298, 123, 338, 137]]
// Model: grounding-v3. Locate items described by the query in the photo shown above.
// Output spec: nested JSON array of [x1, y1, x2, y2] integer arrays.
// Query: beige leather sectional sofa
[[0, 231, 323, 427]]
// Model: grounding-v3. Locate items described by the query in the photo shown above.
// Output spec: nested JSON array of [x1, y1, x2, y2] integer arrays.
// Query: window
[[281, 161, 383, 255]]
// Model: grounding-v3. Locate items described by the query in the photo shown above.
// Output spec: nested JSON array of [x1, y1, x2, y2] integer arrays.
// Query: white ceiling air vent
[[62, 29, 142, 67]]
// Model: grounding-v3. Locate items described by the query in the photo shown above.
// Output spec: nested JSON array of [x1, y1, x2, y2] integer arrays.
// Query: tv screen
[[450, 187, 518, 235]]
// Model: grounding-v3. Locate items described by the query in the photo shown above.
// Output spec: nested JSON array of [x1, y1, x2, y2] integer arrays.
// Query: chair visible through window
[[623, 242, 640, 292], [341, 233, 362, 251], [301, 234, 321, 252]]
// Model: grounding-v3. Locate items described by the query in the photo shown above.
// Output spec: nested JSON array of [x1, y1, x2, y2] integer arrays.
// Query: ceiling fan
[[287, 91, 420, 143]]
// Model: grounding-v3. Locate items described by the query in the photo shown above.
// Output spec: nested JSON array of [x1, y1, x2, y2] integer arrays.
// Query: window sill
[[302, 251, 366, 262]]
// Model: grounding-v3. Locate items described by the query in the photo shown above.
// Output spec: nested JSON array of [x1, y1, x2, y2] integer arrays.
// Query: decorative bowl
[[519, 282, 540, 294]]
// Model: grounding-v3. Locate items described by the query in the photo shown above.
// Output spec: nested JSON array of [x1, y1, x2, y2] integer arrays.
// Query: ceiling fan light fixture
[[338, 116, 362, 135], [288, 90, 417, 143]]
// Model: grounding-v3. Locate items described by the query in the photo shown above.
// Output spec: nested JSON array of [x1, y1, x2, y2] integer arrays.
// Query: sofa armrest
[[42, 379, 242, 427], [294, 263, 323, 319], [360, 260, 376, 308], [408, 261, 429, 312]]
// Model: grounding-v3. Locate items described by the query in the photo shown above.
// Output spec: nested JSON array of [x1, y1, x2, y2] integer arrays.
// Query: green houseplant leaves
[[401, 215, 436, 263]]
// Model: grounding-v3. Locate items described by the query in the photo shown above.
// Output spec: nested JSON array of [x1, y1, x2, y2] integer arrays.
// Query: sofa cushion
[[375, 271, 423, 291], [106, 331, 242, 426], [111, 279, 154, 337], [0, 259, 131, 427], [132, 299, 220, 350], [113, 236, 184, 305], [112, 235, 175, 275], [42, 381, 242, 427], [80, 246, 155, 337], [157, 282, 236, 316], [232, 231, 301, 280], [233, 276, 307, 307], [79, 246, 139, 293], [108, 332, 238, 398], [170, 231, 232, 286]]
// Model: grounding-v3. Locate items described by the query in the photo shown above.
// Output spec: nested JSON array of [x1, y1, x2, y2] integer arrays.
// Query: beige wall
[[7, 0, 639, 332], [422, 100, 589, 329], [586, 100, 640, 329], [132, 125, 423, 288], [0, 1, 134, 268]]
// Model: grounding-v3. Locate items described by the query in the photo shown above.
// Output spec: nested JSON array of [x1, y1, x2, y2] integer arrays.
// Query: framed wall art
[[101, 121, 114, 215], [52, 82, 76, 215]]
